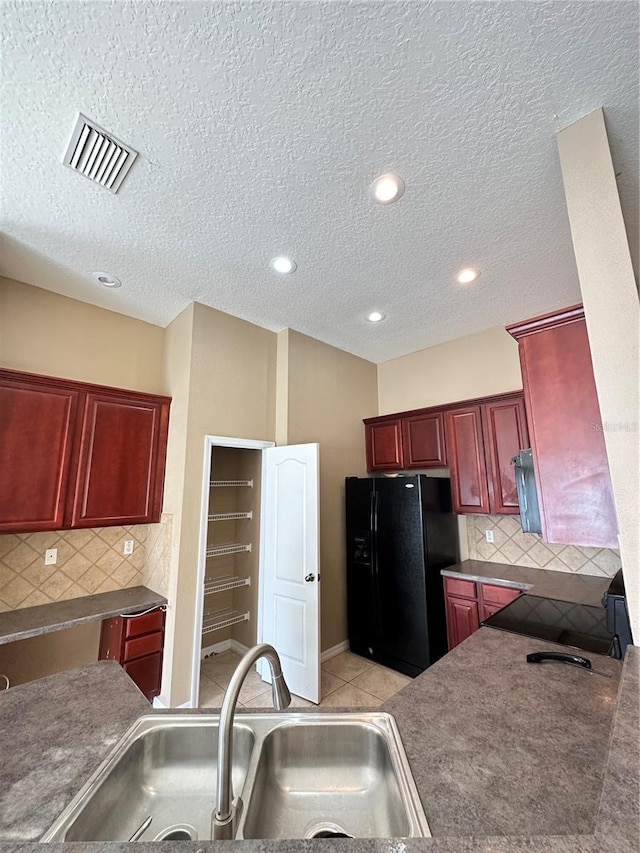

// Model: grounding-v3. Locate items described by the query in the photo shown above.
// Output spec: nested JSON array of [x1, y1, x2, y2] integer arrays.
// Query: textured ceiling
[[1, 1, 638, 363]]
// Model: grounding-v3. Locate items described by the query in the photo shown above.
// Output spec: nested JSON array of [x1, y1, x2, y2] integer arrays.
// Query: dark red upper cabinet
[[0, 369, 170, 533], [482, 396, 529, 515], [445, 405, 491, 514], [0, 372, 79, 533], [507, 305, 618, 548], [68, 391, 170, 528], [401, 411, 447, 468], [364, 418, 404, 471]]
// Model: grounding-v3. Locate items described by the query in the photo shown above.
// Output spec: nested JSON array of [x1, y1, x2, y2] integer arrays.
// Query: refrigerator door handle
[[371, 490, 383, 637]]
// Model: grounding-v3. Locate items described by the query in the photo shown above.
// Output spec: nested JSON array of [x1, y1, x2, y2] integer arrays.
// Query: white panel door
[[259, 443, 320, 703]]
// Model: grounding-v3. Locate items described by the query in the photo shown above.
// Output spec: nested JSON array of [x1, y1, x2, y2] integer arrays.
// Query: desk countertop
[[0, 586, 167, 645]]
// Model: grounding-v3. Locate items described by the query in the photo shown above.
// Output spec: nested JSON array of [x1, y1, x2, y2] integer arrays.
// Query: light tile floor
[[199, 649, 412, 709]]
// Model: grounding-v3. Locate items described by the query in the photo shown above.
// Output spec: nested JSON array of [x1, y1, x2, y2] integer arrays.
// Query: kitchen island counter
[[1, 634, 636, 852]]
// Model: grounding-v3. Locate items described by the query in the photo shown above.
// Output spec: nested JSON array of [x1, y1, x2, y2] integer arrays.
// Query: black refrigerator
[[345, 475, 459, 677]]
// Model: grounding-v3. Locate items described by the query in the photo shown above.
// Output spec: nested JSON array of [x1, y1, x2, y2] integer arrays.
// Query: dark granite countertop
[[442, 559, 611, 607], [0, 586, 167, 646], [0, 660, 150, 841], [1, 635, 637, 852]]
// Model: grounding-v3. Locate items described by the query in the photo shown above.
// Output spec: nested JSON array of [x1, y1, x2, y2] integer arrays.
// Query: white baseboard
[[201, 639, 232, 659], [201, 639, 251, 660], [230, 639, 250, 657], [321, 639, 349, 662]]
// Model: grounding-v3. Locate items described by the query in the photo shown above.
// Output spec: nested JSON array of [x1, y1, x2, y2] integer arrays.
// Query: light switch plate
[[123, 540, 134, 555], [485, 530, 494, 543], [45, 548, 58, 565]]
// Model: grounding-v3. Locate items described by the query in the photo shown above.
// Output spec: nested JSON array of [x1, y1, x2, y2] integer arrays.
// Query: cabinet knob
[[305, 573, 316, 583]]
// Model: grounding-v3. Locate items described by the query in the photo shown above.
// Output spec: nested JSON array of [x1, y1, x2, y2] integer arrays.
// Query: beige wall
[[283, 330, 378, 651], [161, 303, 277, 706], [557, 109, 640, 638], [0, 276, 165, 393], [377, 326, 523, 415]]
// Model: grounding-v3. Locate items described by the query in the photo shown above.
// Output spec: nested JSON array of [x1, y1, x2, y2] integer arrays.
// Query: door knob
[[305, 573, 316, 582]]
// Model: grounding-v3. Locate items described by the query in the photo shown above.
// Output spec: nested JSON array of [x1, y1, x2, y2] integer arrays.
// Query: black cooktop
[[482, 594, 615, 656]]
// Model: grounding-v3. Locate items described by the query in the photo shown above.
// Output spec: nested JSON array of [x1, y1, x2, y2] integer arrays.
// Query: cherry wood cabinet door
[[483, 396, 529, 514], [68, 392, 170, 527], [445, 594, 480, 650], [0, 374, 79, 532], [445, 406, 491, 514], [364, 419, 403, 471], [402, 411, 447, 468], [508, 307, 618, 548]]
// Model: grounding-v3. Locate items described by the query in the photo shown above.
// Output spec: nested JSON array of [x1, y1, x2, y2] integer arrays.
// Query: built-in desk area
[[0, 586, 167, 698]]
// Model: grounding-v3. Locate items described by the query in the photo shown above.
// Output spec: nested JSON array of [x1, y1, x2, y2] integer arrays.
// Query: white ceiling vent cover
[[62, 114, 138, 193]]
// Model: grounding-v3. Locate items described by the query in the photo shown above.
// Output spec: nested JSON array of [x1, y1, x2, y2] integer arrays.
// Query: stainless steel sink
[[240, 719, 420, 839], [42, 712, 430, 841], [42, 716, 255, 842]]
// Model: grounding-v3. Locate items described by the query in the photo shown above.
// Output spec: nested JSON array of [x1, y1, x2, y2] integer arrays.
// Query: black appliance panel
[[345, 478, 379, 654], [374, 476, 429, 670], [420, 477, 459, 660], [483, 594, 615, 656]]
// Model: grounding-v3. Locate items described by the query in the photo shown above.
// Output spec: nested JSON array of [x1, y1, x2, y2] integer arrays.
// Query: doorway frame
[[190, 434, 275, 709]]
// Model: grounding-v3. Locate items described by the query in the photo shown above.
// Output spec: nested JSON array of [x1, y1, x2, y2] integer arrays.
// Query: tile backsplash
[[466, 514, 621, 577], [0, 514, 173, 612]]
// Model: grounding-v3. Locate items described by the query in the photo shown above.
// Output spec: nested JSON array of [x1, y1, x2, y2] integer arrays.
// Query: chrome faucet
[[211, 643, 291, 840]]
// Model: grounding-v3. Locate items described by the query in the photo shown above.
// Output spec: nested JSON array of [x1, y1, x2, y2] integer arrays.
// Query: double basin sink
[[42, 712, 430, 842]]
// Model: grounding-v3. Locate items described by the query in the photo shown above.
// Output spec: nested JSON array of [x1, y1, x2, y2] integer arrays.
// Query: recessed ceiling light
[[91, 272, 122, 288], [370, 173, 405, 205], [269, 256, 297, 275], [366, 311, 386, 323], [456, 267, 481, 284]]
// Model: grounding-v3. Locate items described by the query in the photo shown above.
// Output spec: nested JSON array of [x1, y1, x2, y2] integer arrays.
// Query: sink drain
[[304, 821, 353, 839], [153, 823, 197, 841]]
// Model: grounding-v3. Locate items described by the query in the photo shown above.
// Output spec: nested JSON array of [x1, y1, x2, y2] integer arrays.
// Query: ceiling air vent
[[62, 113, 138, 193]]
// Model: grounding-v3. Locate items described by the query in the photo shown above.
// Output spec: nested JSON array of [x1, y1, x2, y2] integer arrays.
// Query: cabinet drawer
[[123, 608, 165, 639], [124, 631, 163, 662], [444, 576, 477, 600], [480, 583, 522, 606]]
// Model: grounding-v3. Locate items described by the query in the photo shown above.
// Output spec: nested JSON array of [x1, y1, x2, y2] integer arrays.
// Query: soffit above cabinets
[[1, 1, 637, 363]]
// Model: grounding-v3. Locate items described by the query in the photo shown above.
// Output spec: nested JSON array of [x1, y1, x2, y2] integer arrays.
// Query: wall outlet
[[123, 540, 134, 556], [485, 530, 495, 544], [44, 548, 58, 566]]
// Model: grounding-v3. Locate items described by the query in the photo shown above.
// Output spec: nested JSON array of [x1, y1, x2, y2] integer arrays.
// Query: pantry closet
[[201, 445, 262, 657], [192, 436, 321, 708]]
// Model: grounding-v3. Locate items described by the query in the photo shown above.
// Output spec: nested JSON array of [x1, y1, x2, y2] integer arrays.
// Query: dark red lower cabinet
[[444, 577, 521, 650], [99, 606, 165, 701]]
